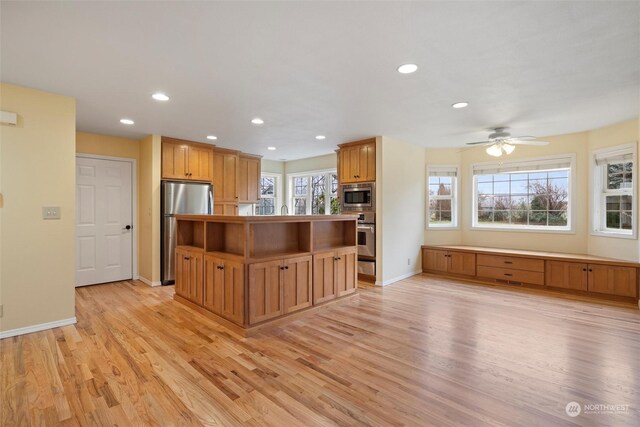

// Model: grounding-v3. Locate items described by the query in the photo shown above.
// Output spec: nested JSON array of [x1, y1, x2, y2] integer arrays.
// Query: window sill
[[471, 225, 574, 235], [426, 225, 460, 230], [590, 230, 637, 240]]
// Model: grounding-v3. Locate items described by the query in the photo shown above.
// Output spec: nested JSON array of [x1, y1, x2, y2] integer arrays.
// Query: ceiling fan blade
[[507, 136, 536, 141], [508, 140, 550, 146], [466, 140, 491, 145]]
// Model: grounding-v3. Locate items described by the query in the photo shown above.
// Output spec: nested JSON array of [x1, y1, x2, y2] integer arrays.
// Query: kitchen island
[[173, 214, 358, 335]]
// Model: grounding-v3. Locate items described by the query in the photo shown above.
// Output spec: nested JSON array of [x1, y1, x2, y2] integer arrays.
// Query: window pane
[[606, 211, 620, 229], [494, 181, 509, 194], [548, 211, 567, 226], [621, 211, 633, 229], [260, 177, 275, 196], [510, 180, 529, 194], [529, 211, 548, 226], [440, 211, 452, 222], [511, 210, 528, 224], [294, 177, 308, 196], [606, 195, 621, 211], [478, 210, 493, 223], [621, 195, 633, 210], [494, 211, 510, 223], [477, 174, 493, 183], [437, 199, 451, 211], [477, 182, 492, 195]]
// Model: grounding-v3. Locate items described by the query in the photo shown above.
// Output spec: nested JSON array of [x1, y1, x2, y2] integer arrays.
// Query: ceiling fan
[[466, 127, 550, 157]]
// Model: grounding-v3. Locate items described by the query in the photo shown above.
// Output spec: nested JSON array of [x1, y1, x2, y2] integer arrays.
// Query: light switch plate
[[42, 206, 61, 219]]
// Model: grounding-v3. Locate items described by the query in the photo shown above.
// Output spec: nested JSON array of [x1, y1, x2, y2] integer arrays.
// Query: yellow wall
[[284, 153, 336, 174], [425, 118, 639, 261], [138, 135, 162, 284], [261, 159, 284, 175], [377, 136, 425, 284], [0, 83, 76, 332], [76, 131, 140, 160]]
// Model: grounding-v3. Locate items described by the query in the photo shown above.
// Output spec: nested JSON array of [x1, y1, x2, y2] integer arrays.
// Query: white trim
[[470, 153, 576, 233], [139, 276, 162, 287], [256, 172, 282, 215], [426, 164, 459, 229], [591, 143, 637, 239], [0, 317, 77, 339], [375, 270, 421, 287], [76, 154, 138, 280]]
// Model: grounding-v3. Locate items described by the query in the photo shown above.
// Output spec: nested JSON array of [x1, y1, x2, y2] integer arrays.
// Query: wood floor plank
[[1, 275, 639, 426]]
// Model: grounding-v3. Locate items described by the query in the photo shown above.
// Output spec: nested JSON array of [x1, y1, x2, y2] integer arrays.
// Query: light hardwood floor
[[2, 275, 639, 426]]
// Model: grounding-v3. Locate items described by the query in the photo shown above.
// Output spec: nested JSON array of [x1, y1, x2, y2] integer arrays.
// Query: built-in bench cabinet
[[175, 215, 358, 334], [422, 245, 640, 305]]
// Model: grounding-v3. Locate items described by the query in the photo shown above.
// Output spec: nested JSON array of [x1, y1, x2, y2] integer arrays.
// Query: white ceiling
[[1, 1, 639, 160]]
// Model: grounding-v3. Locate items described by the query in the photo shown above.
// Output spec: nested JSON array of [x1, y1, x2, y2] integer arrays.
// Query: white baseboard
[[0, 317, 77, 339], [138, 276, 162, 287], [375, 270, 421, 287]]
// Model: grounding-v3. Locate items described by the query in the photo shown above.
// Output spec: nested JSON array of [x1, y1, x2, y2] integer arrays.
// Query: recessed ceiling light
[[251, 118, 264, 125], [315, 135, 326, 140], [120, 118, 134, 125], [206, 135, 218, 140], [267, 146, 276, 151], [397, 63, 418, 74], [452, 102, 469, 109], [152, 92, 170, 101]]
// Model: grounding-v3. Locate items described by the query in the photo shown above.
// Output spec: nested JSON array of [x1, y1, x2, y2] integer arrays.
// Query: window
[[427, 166, 458, 228], [288, 171, 339, 215], [593, 145, 636, 237], [472, 156, 574, 231], [256, 173, 281, 215]]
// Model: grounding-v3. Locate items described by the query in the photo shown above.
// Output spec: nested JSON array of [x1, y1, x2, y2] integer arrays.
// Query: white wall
[[377, 136, 425, 285]]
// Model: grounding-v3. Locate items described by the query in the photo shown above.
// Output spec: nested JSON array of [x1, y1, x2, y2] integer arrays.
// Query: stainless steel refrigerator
[[161, 181, 213, 285]]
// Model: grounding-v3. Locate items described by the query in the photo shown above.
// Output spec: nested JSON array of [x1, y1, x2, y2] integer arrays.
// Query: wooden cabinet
[[237, 155, 261, 203], [212, 149, 238, 202], [248, 255, 314, 325], [546, 261, 637, 297], [423, 249, 475, 276], [338, 139, 376, 184], [213, 203, 238, 216], [313, 247, 358, 304], [204, 256, 245, 324], [162, 138, 213, 181], [175, 248, 203, 304]]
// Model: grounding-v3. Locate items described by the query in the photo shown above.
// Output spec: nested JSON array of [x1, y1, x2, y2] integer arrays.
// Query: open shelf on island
[[205, 222, 245, 256], [176, 219, 205, 249], [313, 220, 356, 251], [249, 221, 311, 258]]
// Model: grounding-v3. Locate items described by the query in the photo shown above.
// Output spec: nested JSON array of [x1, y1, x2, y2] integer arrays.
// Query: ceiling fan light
[[502, 143, 515, 154], [486, 144, 503, 157]]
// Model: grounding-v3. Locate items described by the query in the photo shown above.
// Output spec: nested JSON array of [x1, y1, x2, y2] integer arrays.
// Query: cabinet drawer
[[477, 254, 544, 272], [477, 265, 544, 285]]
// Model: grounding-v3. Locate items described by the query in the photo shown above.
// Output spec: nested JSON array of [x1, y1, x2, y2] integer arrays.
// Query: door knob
[[123, 225, 132, 230]]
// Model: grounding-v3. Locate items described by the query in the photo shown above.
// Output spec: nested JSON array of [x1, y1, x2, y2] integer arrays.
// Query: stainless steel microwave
[[340, 182, 375, 212]]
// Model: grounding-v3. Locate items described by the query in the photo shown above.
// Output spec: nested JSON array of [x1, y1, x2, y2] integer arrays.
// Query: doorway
[[76, 155, 136, 286]]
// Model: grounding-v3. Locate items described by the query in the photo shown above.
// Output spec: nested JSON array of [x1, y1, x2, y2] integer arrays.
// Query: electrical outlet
[[42, 206, 61, 219], [407, 258, 411, 265], [0, 304, 3, 318]]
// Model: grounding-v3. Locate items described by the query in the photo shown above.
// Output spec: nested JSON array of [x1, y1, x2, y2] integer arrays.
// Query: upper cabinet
[[338, 138, 376, 184], [162, 137, 213, 182], [238, 154, 261, 203], [212, 148, 239, 202]]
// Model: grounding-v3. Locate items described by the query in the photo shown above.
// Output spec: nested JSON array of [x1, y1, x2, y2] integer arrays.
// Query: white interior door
[[76, 157, 133, 286]]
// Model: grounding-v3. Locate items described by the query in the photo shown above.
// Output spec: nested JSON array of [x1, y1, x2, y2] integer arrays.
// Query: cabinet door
[[187, 252, 204, 304], [175, 248, 189, 298], [283, 256, 313, 313], [422, 249, 448, 273], [237, 156, 260, 203], [336, 247, 358, 297], [188, 146, 213, 181], [448, 251, 476, 276], [313, 251, 336, 304], [358, 143, 376, 182], [588, 265, 638, 297], [545, 261, 588, 291], [221, 260, 245, 324], [213, 203, 237, 216], [212, 151, 238, 201], [204, 256, 225, 314], [248, 260, 283, 324], [162, 142, 189, 180], [349, 146, 360, 181]]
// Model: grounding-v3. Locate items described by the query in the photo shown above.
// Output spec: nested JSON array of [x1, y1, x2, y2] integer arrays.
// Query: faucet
[[280, 204, 289, 215]]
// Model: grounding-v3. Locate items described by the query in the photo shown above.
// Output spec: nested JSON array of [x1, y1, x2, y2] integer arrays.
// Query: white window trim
[[286, 168, 337, 215], [257, 172, 282, 215], [591, 143, 637, 239], [470, 153, 576, 234], [426, 165, 459, 230]]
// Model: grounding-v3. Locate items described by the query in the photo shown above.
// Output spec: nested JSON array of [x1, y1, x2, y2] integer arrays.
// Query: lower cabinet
[[203, 255, 245, 324], [546, 261, 637, 297], [248, 255, 313, 325], [214, 203, 238, 216], [313, 247, 358, 304], [175, 248, 203, 304], [423, 249, 476, 276]]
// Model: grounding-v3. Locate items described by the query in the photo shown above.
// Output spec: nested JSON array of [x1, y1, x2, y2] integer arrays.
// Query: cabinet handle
[[504, 273, 513, 277], [184, 256, 190, 260], [280, 266, 285, 270], [504, 261, 512, 264], [185, 173, 189, 176], [582, 268, 587, 272], [285, 266, 289, 270], [589, 269, 593, 272]]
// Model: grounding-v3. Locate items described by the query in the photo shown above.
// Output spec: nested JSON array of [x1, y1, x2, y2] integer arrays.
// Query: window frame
[[470, 154, 576, 234], [286, 169, 338, 216], [426, 165, 459, 230], [591, 143, 637, 239], [255, 172, 282, 216]]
